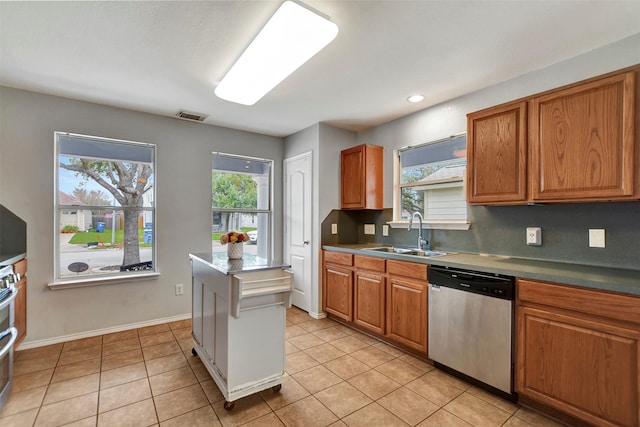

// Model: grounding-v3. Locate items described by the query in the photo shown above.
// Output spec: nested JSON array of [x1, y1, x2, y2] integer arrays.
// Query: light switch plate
[[589, 229, 605, 248], [382, 224, 389, 236], [526, 227, 542, 246], [364, 224, 375, 235], [331, 223, 338, 234]]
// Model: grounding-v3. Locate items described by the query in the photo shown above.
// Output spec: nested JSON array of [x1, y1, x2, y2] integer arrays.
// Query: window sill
[[48, 272, 160, 290], [387, 220, 471, 231]]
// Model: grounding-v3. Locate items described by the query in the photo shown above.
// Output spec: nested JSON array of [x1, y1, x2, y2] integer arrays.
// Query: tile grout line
[[4, 312, 564, 427]]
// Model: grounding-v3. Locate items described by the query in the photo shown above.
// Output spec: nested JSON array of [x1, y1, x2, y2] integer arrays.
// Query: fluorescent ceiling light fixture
[[407, 95, 425, 103], [214, 1, 339, 106]]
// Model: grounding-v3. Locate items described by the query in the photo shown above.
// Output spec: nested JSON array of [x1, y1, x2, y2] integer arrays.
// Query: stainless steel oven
[[0, 265, 19, 411]]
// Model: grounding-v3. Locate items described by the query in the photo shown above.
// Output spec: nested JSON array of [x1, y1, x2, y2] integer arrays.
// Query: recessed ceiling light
[[214, 1, 339, 106], [407, 95, 425, 103]]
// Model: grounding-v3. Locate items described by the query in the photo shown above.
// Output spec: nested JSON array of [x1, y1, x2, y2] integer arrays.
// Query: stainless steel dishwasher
[[428, 265, 515, 398]]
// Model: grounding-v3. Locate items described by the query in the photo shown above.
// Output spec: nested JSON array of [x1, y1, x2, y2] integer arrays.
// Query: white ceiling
[[1, 1, 639, 137]]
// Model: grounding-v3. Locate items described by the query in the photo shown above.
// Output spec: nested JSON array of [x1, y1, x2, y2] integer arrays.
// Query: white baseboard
[[17, 313, 192, 351], [307, 310, 327, 320]]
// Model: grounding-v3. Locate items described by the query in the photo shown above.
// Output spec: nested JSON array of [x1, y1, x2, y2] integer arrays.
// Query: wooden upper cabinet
[[467, 101, 528, 204], [467, 66, 639, 205], [341, 144, 383, 210], [531, 72, 636, 201]]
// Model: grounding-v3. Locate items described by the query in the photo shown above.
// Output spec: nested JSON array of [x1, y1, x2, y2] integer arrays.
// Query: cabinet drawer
[[518, 278, 640, 326], [13, 258, 27, 276], [354, 255, 385, 272], [324, 251, 353, 266], [387, 260, 427, 281]]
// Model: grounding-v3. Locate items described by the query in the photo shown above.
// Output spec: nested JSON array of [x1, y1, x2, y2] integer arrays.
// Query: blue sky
[[58, 166, 108, 195]]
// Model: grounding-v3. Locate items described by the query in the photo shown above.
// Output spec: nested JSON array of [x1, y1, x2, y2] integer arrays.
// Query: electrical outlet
[[382, 224, 389, 236], [175, 284, 184, 295], [526, 227, 542, 246], [364, 224, 375, 235], [589, 229, 605, 248], [331, 223, 338, 234]]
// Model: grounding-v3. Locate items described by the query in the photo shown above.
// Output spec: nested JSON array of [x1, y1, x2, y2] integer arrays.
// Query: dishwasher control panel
[[428, 265, 515, 300]]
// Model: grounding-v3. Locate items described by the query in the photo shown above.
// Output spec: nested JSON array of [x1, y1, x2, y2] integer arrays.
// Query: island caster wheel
[[223, 401, 235, 410], [272, 384, 282, 393], [191, 348, 197, 356]]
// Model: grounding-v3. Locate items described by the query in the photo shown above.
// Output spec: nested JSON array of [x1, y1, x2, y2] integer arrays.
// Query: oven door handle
[[0, 287, 18, 312], [0, 327, 18, 359]]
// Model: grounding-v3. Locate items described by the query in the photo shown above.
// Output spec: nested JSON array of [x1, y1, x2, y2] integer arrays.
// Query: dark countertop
[[323, 244, 640, 297], [190, 252, 290, 275], [0, 252, 26, 267]]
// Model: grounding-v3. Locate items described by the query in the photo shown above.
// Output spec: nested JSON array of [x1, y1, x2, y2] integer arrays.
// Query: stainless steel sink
[[362, 247, 448, 257], [365, 246, 419, 255]]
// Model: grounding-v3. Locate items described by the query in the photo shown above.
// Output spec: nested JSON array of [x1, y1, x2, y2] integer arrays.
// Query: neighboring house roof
[[418, 165, 465, 183], [59, 191, 84, 206]]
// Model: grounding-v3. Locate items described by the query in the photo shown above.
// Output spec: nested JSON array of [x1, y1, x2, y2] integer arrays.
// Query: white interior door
[[284, 152, 312, 312]]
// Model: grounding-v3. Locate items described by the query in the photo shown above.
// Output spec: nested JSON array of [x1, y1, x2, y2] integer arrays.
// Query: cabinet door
[[386, 276, 427, 353], [517, 306, 640, 427], [531, 72, 636, 201], [467, 101, 528, 204], [323, 265, 353, 322], [353, 271, 385, 335], [341, 145, 383, 209], [13, 258, 27, 347], [14, 278, 26, 347]]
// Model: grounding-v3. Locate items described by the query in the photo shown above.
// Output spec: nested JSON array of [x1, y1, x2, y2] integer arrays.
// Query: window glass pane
[[396, 134, 468, 224], [212, 153, 272, 259], [211, 153, 271, 210], [400, 135, 467, 185], [211, 172, 259, 209], [401, 187, 424, 219], [56, 132, 155, 280], [212, 212, 270, 258]]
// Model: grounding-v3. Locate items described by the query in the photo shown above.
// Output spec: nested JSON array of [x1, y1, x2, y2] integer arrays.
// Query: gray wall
[[284, 123, 356, 316], [330, 34, 640, 271], [0, 87, 284, 344], [358, 33, 640, 209]]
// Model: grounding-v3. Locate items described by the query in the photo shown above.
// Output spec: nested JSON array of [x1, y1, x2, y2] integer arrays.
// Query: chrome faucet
[[408, 212, 428, 250]]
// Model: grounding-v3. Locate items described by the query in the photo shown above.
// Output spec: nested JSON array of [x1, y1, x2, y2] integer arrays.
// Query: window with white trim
[[394, 134, 468, 228], [55, 132, 156, 281], [212, 153, 273, 259]]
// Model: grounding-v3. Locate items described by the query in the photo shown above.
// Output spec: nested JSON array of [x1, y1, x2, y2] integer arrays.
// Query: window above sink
[[390, 134, 470, 231]]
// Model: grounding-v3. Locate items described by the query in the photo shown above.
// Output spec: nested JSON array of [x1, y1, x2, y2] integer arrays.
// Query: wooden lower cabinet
[[353, 270, 385, 335], [323, 251, 354, 322], [323, 264, 353, 322], [323, 251, 428, 355], [13, 258, 27, 347], [386, 276, 428, 353], [517, 279, 640, 427]]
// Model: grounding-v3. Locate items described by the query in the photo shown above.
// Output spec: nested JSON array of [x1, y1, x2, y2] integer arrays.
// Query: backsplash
[[0, 204, 27, 263], [321, 202, 640, 271]]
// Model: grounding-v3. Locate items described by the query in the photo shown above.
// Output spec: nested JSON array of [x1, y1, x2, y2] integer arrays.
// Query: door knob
[[303, 241, 310, 245]]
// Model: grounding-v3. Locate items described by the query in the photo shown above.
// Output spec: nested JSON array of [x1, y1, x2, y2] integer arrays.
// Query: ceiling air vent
[[176, 110, 208, 122]]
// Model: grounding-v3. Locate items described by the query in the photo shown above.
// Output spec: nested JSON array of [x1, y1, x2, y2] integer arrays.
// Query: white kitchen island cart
[[189, 253, 292, 409]]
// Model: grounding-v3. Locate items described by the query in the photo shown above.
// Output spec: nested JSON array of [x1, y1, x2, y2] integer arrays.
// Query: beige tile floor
[[0, 307, 566, 427]]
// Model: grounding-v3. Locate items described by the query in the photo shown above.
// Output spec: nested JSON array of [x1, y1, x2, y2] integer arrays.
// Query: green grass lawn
[[69, 227, 255, 245], [69, 229, 151, 247]]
